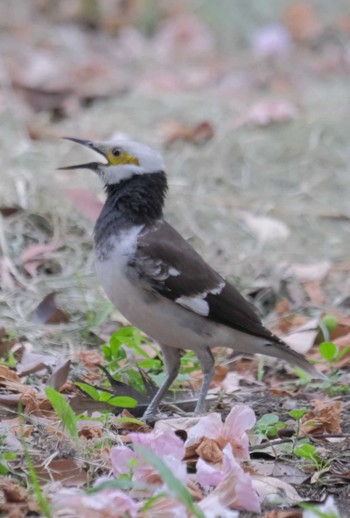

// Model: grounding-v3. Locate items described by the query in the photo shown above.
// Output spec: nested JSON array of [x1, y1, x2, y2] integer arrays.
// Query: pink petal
[[185, 413, 223, 447], [210, 444, 260, 513], [222, 405, 256, 460], [196, 457, 222, 489], [129, 430, 185, 460], [199, 494, 239, 518], [53, 488, 138, 518], [110, 446, 136, 477]]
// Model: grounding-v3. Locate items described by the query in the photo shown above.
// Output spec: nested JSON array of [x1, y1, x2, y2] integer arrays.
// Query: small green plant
[[45, 386, 78, 439], [102, 327, 160, 393], [319, 341, 350, 365], [0, 350, 16, 368], [75, 381, 137, 408], [288, 408, 308, 434], [294, 443, 329, 471], [254, 413, 287, 440]]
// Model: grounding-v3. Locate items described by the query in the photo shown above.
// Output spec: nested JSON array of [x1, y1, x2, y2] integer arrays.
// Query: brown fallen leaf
[[64, 188, 104, 222], [35, 458, 88, 486], [0, 365, 20, 384], [0, 478, 39, 518], [301, 400, 342, 436], [47, 360, 71, 391], [160, 120, 214, 146], [196, 437, 223, 463], [33, 292, 69, 325]]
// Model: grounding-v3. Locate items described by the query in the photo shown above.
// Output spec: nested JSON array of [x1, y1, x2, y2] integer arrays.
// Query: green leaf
[[319, 342, 338, 362], [295, 443, 318, 460], [134, 444, 205, 518], [107, 396, 138, 408], [46, 387, 78, 439], [74, 382, 101, 400], [288, 408, 308, 420], [114, 416, 145, 426]]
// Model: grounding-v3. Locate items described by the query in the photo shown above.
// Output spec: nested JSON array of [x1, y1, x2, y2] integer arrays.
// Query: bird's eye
[[112, 148, 121, 157]]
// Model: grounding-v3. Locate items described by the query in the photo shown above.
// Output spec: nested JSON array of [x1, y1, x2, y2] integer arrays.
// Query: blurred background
[[1, 0, 350, 339]]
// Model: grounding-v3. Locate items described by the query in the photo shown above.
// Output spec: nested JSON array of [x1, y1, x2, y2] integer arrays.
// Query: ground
[[0, 1, 350, 517]]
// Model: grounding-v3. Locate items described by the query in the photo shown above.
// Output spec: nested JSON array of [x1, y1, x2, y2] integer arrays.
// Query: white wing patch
[[176, 295, 209, 316], [175, 281, 225, 317], [210, 280, 225, 295]]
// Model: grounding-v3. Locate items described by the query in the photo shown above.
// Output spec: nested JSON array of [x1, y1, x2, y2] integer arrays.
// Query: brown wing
[[130, 221, 281, 343]]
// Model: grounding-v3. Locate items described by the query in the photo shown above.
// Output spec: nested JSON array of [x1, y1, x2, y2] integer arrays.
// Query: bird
[[60, 137, 323, 420]]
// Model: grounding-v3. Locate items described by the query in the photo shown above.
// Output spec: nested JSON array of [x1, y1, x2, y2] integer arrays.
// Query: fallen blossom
[[53, 486, 138, 518], [110, 429, 187, 486], [198, 444, 261, 514], [186, 404, 256, 460]]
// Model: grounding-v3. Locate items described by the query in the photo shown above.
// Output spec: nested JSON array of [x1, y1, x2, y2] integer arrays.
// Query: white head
[[59, 137, 165, 184]]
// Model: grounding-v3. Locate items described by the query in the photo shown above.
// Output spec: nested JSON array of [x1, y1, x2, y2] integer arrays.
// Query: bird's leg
[[194, 347, 215, 414], [143, 345, 181, 421]]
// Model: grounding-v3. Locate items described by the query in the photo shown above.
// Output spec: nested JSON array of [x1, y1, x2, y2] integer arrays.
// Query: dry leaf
[[252, 475, 302, 506], [33, 292, 69, 325], [161, 119, 214, 146], [282, 319, 319, 354], [196, 437, 223, 463], [47, 360, 71, 391], [35, 458, 88, 486], [0, 365, 20, 384], [301, 400, 342, 436]]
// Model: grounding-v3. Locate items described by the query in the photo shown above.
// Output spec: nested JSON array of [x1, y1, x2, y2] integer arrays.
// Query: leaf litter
[[1, 1, 350, 516]]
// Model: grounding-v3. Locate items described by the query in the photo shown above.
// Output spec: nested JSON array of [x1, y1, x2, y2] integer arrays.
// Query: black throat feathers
[[94, 171, 168, 248]]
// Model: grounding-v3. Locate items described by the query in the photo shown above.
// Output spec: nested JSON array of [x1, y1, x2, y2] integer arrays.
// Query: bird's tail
[[264, 340, 326, 380]]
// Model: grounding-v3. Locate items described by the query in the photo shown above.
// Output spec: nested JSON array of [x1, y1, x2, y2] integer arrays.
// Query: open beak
[[58, 137, 107, 171]]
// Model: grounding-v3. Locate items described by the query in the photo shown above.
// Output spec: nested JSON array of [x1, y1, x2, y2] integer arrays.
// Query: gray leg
[[143, 345, 181, 421], [194, 347, 215, 414]]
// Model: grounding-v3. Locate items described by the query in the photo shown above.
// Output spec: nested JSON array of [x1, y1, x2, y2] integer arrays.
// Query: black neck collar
[[94, 171, 168, 246]]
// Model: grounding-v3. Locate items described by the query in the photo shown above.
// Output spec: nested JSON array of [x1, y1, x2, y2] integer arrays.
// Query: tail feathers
[[264, 340, 326, 380]]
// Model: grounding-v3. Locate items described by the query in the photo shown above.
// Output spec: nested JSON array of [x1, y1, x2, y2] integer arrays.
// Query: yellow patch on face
[[107, 150, 140, 166]]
